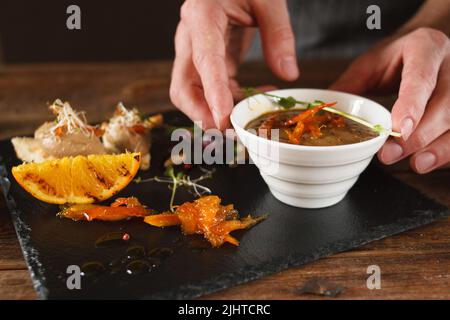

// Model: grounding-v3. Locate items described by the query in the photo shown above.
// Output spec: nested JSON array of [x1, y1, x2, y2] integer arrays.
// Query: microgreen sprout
[[134, 167, 215, 212]]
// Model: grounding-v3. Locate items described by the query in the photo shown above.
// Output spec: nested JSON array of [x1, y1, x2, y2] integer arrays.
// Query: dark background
[[0, 0, 426, 64], [0, 0, 183, 64]]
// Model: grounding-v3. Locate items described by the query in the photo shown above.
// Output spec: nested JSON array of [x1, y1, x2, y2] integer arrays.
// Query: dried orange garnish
[[144, 195, 265, 247], [12, 153, 141, 204]]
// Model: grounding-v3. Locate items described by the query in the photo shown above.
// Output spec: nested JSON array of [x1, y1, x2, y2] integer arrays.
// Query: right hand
[[170, 0, 299, 130]]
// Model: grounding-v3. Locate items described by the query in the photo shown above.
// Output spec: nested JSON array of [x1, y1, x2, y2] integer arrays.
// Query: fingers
[[329, 40, 403, 95], [226, 27, 257, 76], [378, 53, 450, 167], [170, 22, 216, 129], [331, 28, 450, 173], [391, 28, 449, 140], [378, 86, 450, 164], [378, 139, 404, 165], [410, 130, 450, 174], [175, 84, 217, 130], [329, 52, 378, 94], [173, 0, 298, 130], [251, 0, 299, 81], [182, 1, 234, 130]]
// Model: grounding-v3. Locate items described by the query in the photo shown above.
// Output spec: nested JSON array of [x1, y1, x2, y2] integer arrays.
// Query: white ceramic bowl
[[230, 88, 391, 208]]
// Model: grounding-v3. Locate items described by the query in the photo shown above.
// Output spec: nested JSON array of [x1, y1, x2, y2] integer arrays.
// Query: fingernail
[[400, 117, 414, 141], [381, 141, 403, 164], [280, 56, 299, 80], [415, 152, 436, 173], [211, 108, 222, 129]]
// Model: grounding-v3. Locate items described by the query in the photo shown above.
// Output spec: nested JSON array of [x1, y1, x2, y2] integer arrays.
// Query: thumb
[[252, 0, 299, 81]]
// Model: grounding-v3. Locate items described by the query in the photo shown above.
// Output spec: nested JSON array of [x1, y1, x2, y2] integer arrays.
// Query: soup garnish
[[243, 88, 401, 138], [246, 105, 380, 146]]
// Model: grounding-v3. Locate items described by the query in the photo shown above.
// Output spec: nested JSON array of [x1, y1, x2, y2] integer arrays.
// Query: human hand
[[331, 28, 450, 173], [170, 0, 299, 130]]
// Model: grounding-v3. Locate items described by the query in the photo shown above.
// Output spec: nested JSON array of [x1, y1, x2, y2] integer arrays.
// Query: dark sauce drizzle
[[81, 232, 175, 278]]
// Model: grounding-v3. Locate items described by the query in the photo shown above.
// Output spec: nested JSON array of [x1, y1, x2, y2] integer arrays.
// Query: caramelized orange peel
[[58, 197, 152, 221], [284, 102, 338, 144], [58, 194, 265, 248], [144, 195, 266, 247]]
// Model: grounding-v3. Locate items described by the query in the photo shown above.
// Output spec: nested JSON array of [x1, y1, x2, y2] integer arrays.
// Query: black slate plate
[[0, 111, 448, 299]]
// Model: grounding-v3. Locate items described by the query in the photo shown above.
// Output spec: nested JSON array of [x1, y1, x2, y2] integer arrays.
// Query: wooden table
[[0, 60, 449, 299]]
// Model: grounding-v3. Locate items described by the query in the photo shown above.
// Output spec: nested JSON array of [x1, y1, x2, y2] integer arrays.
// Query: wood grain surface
[[0, 60, 448, 299]]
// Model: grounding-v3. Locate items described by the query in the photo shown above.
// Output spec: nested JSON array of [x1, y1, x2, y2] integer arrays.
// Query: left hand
[[331, 27, 450, 174]]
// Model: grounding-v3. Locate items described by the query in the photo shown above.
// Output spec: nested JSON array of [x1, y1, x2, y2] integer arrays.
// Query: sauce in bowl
[[245, 109, 378, 146]]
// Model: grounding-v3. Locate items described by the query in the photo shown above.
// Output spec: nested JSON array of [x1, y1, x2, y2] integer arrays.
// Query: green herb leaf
[[242, 87, 258, 98], [243, 87, 308, 109], [306, 100, 326, 109], [277, 96, 297, 109], [166, 166, 179, 212], [164, 166, 175, 178], [373, 124, 385, 134]]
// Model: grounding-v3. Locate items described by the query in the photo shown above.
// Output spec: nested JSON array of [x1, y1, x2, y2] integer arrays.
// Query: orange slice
[[12, 153, 141, 204]]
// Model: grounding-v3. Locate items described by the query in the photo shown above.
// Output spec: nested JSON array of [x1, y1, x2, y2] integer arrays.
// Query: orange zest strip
[[130, 124, 147, 135], [303, 114, 330, 124], [54, 126, 65, 137], [59, 205, 150, 221], [91, 127, 105, 137], [331, 115, 346, 128], [58, 196, 151, 221], [291, 102, 336, 123], [224, 235, 240, 246], [287, 121, 304, 144], [111, 197, 143, 207], [306, 123, 322, 138], [144, 214, 181, 227], [283, 101, 339, 144]]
